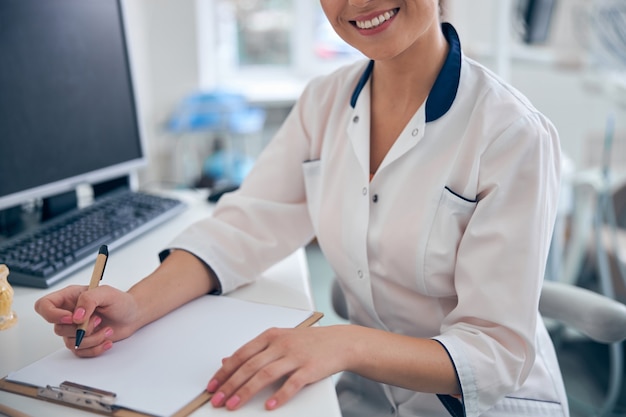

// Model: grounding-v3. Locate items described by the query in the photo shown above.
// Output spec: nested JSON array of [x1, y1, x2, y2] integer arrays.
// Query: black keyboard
[[0, 190, 186, 288]]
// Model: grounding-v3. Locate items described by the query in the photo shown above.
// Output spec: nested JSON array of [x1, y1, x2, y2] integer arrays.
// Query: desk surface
[[0, 189, 341, 417]]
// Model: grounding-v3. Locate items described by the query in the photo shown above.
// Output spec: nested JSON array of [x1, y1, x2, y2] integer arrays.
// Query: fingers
[[34, 285, 85, 324], [211, 359, 316, 411], [58, 314, 115, 358], [65, 324, 115, 358], [53, 314, 100, 339], [211, 356, 290, 409], [35, 285, 120, 357], [72, 286, 109, 326], [264, 369, 312, 410], [34, 284, 108, 327], [208, 328, 319, 411], [70, 326, 115, 358], [69, 285, 121, 333], [208, 329, 276, 409], [211, 338, 270, 386]]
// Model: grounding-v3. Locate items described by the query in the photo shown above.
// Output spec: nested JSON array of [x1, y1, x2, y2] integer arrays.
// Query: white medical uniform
[[164, 23, 569, 417]]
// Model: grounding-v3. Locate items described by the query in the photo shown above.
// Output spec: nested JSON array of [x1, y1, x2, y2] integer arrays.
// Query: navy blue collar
[[350, 22, 462, 123]]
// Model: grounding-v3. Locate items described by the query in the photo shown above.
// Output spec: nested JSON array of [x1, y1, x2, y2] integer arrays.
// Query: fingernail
[[93, 316, 102, 327], [104, 328, 113, 338], [60, 315, 73, 324], [206, 379, 219, 393], [103, 341, 113, 351], [74, 308, 86, 321], [211, 392, 225, 407], [266, 398, 278, 410], [226, 395, 240, 409]]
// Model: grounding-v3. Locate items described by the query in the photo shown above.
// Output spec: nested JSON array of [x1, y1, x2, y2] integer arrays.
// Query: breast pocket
[[422, 187, 477, 297]]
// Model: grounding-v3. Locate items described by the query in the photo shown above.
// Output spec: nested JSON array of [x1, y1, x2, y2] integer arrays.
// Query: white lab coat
[[166, 23, 569, 417]]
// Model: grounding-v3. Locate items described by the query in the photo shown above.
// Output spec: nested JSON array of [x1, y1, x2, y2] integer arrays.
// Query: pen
[[75, 244, 108, 349]]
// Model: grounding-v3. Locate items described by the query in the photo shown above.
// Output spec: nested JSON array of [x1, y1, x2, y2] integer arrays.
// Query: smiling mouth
[[352, 8, 399, 30]]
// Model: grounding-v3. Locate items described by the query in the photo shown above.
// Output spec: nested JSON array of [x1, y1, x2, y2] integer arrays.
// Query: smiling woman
[[35, 1, 570, 417]]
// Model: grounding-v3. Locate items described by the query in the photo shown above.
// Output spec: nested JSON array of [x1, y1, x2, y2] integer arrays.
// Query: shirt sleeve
[[433, 111, 561, 417]]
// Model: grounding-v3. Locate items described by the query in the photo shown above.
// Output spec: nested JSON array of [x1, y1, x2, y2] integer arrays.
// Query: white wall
[[122, 0, 200, 186]]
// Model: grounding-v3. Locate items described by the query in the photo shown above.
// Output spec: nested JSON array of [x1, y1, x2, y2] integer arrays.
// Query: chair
[[541, 280, 626, 417], [539, 280, 626, 344], [331, 279, 626, 416]]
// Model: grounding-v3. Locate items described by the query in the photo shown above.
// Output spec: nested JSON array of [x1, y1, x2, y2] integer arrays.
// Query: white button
[[353, 115, 359, 123], [357, 270, 363, 278], [362, 187, 367, 195], [412, 128, 419, 137]]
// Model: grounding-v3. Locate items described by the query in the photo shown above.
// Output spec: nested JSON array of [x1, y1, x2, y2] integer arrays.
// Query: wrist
[[335, 324, 369, 373]]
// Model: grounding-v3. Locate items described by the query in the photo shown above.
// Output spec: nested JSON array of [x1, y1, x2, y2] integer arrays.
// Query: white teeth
[[355, 9, 395, 30]]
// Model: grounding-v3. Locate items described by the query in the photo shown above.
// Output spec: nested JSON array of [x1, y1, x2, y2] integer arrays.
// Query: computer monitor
[[0, 0, 145, 223]]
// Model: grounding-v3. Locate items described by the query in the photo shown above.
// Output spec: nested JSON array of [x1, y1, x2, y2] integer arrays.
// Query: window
[[226, 0, 293, 67], [196, 0, 363, 103]]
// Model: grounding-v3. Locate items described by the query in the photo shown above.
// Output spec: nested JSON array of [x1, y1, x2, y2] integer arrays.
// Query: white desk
[[0, 190, 342, 417]]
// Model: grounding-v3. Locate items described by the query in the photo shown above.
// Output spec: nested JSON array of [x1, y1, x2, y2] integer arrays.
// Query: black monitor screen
[[0, 0, 144, 210]]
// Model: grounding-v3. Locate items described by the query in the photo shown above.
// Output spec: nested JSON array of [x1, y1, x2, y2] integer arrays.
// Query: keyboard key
[[0, 190, 185, 288]]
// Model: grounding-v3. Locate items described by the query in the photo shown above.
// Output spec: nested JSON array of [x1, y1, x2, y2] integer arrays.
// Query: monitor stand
[[41, 189, 79, 222], [92, 175, 130, 198], [0, 206, 23, 238], [0, 175, 131, 239]]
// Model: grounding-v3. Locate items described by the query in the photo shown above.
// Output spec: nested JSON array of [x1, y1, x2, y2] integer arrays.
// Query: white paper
[[8, 296, 313, 417]]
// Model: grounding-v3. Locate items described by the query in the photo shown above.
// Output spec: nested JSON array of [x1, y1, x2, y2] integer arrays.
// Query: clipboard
[[0, 296, 323, 417]]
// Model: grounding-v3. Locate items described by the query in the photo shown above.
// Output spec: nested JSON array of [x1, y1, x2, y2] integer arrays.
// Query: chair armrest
[[540, 280, 626, 344]]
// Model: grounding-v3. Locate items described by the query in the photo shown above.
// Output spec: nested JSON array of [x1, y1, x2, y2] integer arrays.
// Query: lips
[[352, 8, 399, 30]]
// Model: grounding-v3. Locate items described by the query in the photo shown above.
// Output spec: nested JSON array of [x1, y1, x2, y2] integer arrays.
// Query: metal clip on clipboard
[[38, 381, 117, 413]]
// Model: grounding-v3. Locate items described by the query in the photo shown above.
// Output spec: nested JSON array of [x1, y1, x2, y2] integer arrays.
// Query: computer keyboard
[[0, 190, 186, 288]]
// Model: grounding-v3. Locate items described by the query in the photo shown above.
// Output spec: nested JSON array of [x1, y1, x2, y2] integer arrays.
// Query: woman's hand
[[207, 324, 355, 411], [207, 322, 461, 411], [34, 251, 220, 359], [34, 284, 140, 357]]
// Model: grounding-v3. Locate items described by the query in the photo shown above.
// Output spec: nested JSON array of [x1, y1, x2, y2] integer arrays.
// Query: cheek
[[318, 0, 337, 22]]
